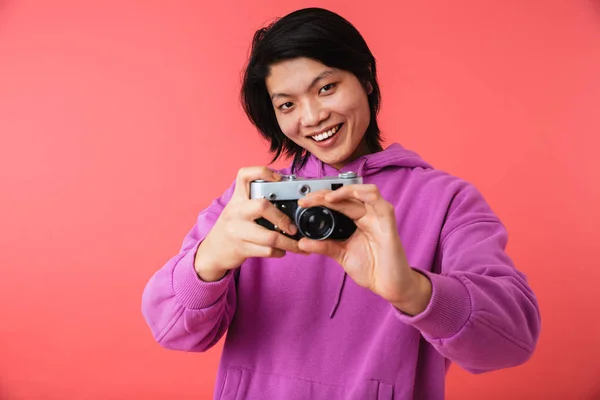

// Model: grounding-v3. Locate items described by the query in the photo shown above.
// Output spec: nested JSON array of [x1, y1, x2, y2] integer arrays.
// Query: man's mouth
[[310, 123, 343, 142]]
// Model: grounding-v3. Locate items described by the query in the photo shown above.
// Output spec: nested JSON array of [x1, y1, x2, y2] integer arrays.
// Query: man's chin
[[313, 152, 348, 169]]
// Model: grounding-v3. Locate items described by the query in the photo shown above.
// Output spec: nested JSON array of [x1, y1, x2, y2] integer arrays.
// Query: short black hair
[[241, 7, 383, 172]]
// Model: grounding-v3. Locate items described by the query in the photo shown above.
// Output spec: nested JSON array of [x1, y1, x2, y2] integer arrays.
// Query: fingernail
[[288, 224, 297, 234], [273, 172, 282, 180]]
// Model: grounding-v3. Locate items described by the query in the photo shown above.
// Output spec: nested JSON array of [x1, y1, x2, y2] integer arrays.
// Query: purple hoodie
[[141, 143, 541, 400]]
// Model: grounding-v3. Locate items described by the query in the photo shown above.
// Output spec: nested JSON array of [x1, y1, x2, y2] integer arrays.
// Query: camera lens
[[297, 206, 335, 240]]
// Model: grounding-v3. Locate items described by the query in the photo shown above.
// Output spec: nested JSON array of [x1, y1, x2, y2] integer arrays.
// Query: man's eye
[[319, 83, 336, 93], [279, 102, 294, 110]]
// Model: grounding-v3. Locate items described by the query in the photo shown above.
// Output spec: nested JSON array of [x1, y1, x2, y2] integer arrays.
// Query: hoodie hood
[[291, 142, 433, 318], [298, 142, 433, 179]]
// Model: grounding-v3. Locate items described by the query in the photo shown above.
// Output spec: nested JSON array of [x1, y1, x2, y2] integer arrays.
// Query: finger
[[232, 166, 282, 200], [323, 184, 392, 216], [302, 188, 332, 198], [298, 196, 367, 221], [323, 184, 377, 203], [297, 190, 333, 208], [240, 241, 286, 259], [238, 222, 306, 254], [240, 198, 298, 235], [298, 237, 344, 263]]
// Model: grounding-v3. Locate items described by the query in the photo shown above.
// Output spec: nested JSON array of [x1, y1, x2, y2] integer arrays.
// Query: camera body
[[249, 172, 362, 241]]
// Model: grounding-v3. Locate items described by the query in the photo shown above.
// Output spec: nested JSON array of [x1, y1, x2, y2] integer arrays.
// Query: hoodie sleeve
[[395, 182, 541, 373], [141, 182, 237, 352]]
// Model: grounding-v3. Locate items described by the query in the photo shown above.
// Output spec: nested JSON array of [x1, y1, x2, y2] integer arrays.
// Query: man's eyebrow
[[270, 70, 336, 101]]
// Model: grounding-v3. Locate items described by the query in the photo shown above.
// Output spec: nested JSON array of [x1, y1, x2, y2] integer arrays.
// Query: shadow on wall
[[593, 0, 600, 18], [0, 0, 10, 36], [0, 383, 9, 400]]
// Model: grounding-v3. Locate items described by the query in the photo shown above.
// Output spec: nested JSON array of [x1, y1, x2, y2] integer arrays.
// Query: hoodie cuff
[[395, 270, 471, 339], [172, 241, 233, 310]]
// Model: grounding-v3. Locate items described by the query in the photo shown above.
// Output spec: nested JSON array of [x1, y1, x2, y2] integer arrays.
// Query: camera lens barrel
[[296, 206, 335, 240]]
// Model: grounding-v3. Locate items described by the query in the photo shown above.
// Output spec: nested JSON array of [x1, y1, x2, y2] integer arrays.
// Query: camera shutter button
[[339, 171, 357, 179]]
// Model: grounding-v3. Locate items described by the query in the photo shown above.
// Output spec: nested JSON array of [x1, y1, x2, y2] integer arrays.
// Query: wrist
[[195, 265, 227, 282], [391, 269, 432, 316], [194, 243, 228, 282]]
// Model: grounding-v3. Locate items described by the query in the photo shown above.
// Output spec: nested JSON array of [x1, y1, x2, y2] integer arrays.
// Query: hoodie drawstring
[[329, 156, 368, 318], [329, 272, 347, 318]]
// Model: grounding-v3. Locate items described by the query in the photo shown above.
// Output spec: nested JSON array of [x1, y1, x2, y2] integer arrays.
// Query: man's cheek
[[279, 121, 297, 139]]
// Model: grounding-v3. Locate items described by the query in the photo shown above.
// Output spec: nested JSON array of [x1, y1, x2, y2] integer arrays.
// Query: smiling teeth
[[311, 125, 341, 142]]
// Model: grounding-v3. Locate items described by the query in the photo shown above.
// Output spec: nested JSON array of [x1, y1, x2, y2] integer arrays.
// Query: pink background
[[1, 1, 599, 398]]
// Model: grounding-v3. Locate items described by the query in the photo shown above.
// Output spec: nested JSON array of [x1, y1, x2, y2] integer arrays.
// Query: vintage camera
[[249, 172, 362, 241]]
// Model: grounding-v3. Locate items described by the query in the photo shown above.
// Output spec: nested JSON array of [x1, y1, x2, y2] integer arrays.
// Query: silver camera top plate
[[250, 172, 362, 201]]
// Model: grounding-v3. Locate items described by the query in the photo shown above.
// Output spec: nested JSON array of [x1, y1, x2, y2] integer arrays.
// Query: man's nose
[[300, 100, 327, 127]]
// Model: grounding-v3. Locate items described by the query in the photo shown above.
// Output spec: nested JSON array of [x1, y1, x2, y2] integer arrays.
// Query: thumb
[[298, 238, 344, 263]]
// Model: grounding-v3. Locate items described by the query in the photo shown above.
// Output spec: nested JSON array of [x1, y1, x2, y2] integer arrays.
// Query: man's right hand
[[194, 166, 305, 282]]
